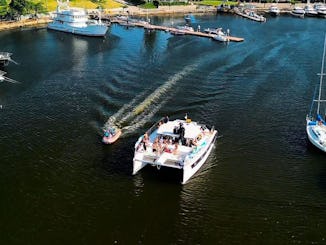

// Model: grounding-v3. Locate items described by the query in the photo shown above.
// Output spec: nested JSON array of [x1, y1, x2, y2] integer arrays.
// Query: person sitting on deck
[[141, 133, 150, 151], [172, 141, 179, 155], [104, 130, 110, 137], [187, 139, 197, 148], [152, 137, 160, 154]]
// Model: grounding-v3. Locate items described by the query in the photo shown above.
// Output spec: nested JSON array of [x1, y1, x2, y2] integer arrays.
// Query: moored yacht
[[291, 6, 305, 18], [268, 4, 280, 16], [48, 0, 108, 37], [304, 4, 318, 17], [314, 3, 326, 18], [133, 116, 218, 184]]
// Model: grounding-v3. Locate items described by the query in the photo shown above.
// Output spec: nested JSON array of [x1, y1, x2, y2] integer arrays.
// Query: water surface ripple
[[0, 15, 326, 244]]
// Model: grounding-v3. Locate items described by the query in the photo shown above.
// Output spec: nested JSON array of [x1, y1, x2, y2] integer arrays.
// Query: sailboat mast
[[317, 34, 326, 115]]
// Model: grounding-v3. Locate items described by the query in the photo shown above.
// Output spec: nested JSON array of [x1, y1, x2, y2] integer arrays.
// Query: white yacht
[[306, 35, 326, 153], [211, 28, 228, 42], [291, 6, 305, 18], [268, 5, 280, 16], [304, 4, 318, 17], [48, 0, 108, 37], [314, 3, 326, 18], [133, 116, 218, 184]]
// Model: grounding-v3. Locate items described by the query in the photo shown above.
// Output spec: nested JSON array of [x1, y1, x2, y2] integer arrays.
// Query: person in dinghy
[[102, 126, 122, 144]]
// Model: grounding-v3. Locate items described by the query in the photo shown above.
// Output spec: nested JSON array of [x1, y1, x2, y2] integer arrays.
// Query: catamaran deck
[[133, 118, 218, 184]]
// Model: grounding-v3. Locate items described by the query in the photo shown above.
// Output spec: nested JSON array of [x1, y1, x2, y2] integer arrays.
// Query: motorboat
[[268, 5, 280, 16], [176, 25, 194, 32], [102, 127, 121, 144], [291, 6, 305, 18], [234, 7, 266, 22], [170, 29, 185, 35], [204, 27, 227, 35], [314, 3, 326, 18], [0, 52, 18, 67], [133, 116, 218, 184], [304, 4, 318, 17], [212, 33, 228, 42], [48, 0, 108, 37], [209, 28, 228, 42], [306, 35, 326, 153], [184, 14, 194, 23]]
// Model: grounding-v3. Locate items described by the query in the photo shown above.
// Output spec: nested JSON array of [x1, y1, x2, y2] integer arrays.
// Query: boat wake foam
[[103, 64, 197, 136]]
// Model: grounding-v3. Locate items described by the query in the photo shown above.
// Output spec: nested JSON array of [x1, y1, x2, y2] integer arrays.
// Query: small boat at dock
[[133, 116, 218, 184], [291, 6, 305, 18], [212, 33, 228, 42], [176, 25, 194, 32], [234, 6, 266, 22], [206, 28, 228, 42], [268, 4, 280, 16], [314, 3, 326, 18], [306, 35, 326, 153], [304, 3, 318, 17], [102, 127, 121, 144]]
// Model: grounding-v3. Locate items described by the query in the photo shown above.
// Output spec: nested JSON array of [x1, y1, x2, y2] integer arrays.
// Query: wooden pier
[[110, 19, 244, 42]]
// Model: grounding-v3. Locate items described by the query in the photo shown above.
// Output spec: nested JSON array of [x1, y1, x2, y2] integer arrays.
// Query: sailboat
[[306, 34, 326, 152]]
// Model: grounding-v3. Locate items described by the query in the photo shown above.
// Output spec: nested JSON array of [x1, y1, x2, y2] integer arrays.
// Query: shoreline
[[0, 18, 51, 32], [0, 3, 316, 32]]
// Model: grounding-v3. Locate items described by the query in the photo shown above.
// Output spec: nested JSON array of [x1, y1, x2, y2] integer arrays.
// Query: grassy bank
[[43, 0, 122, 11], [0, 0, 122, 13], [199, 0, 238, 7]]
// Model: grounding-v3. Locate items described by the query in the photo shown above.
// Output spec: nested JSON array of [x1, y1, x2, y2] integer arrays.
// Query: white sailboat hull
[[306, 118, 326, 152]]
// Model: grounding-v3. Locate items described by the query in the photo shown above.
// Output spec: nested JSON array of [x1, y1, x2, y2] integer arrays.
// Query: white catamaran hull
[[182, 132, 217, 184]]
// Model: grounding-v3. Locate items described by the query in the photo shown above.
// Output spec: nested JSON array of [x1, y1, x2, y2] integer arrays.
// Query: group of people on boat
[[137, 118, 203, 155]]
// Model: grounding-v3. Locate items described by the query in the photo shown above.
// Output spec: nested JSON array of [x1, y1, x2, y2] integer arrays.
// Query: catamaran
[[133, 116, 218, 184], [306, 35, 326, 152]]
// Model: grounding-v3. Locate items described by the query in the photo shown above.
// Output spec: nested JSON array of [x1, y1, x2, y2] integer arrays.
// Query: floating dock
[[110, 19, 244, 42]]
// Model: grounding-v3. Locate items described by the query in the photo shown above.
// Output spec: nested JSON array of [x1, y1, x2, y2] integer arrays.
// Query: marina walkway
[[110, 19, 244, 42]]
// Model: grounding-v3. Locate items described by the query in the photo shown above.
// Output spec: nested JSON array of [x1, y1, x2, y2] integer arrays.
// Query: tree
[[9, 0, 29, 18]]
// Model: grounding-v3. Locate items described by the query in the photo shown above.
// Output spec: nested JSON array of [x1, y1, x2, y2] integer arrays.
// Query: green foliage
[[139, 2, 155, 8], [199, 0, 237, 7], [9, 0, 29, 16], [4, 0, 46, 19], [29, 1, 47, 14]]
